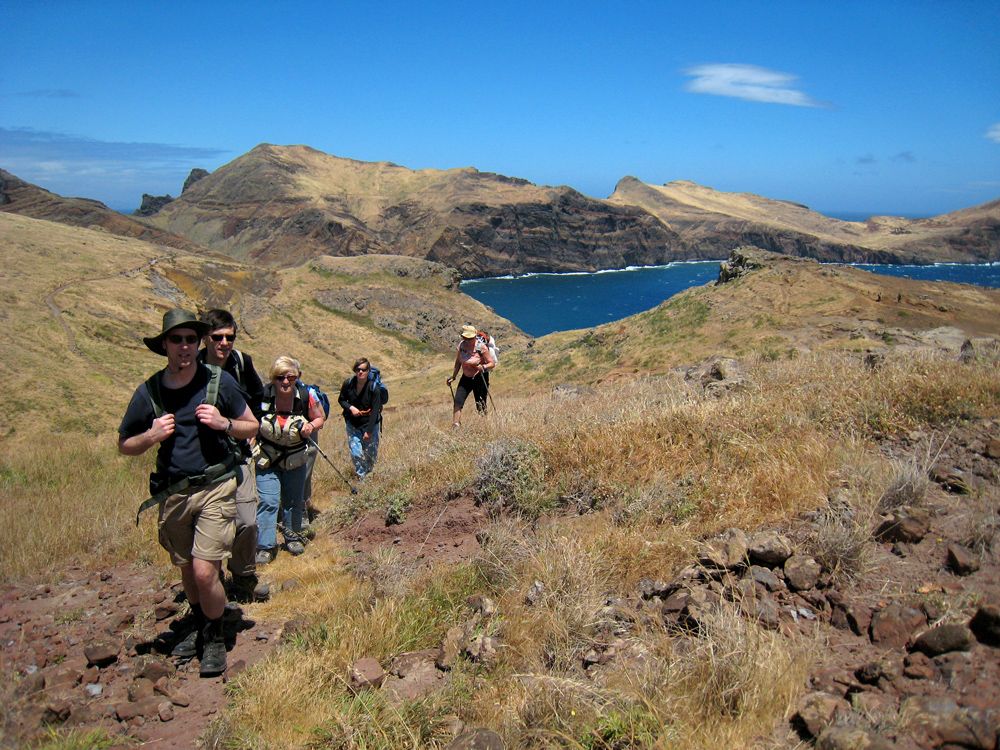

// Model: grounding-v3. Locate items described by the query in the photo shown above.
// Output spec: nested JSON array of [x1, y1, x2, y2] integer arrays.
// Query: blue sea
[[461, 261, 1000, 337]]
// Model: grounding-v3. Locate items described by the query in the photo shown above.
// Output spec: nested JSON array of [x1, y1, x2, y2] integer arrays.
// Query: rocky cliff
[[610, 177, 1000, 265], [142, 144, 689, 275]]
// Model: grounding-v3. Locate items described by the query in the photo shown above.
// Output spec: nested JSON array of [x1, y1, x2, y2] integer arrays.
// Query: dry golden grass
[[203, 348, 998, 749], [0, 433, 171, 583]]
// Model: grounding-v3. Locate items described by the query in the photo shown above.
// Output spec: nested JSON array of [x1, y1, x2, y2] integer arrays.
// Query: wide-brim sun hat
[[143, 308, 210, 355], [460, 324, 478, 339]]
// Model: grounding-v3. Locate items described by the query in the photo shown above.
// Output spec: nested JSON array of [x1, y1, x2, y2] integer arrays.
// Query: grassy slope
[[0, 212, 516, 580], [503, 251, 1000, 385]]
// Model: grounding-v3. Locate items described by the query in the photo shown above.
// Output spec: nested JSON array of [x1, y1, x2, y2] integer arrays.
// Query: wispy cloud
[[987, 123, 1000, 143], [0, 127, 230, 208], [856, 154, 877, 165], [683, 63, 825, 107], [891, 151, 916, 163], [0, 127, 227, 163]]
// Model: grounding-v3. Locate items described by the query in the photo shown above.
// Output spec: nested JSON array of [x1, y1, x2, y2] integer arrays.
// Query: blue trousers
[[255, 463, 308, 550], [346, 421, 380, 480]]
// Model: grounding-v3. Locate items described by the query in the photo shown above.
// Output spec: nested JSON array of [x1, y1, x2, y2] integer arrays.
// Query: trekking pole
[[305, 437, 357, 495], [476, 371, 497, 413]]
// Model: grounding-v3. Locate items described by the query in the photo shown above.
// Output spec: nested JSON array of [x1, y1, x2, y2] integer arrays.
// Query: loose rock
[[946, 543, 980, 576], [969, 604, 1000, 647], [910, 623, 973, 656]]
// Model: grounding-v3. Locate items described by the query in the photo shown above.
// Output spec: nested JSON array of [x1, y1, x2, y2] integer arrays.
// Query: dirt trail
[[43, 254, 174, 368]]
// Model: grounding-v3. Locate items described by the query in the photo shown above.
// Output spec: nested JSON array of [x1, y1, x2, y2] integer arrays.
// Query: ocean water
[[461, 261, 721, 336], [462, 260, 999, 337], [850, 262, 1000, 287]]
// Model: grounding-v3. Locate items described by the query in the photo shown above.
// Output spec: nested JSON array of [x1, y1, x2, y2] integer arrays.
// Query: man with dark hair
[[197, 309, 269, 603], [119, 308, 258, 676]]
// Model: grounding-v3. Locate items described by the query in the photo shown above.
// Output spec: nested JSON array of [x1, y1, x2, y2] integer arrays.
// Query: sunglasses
[[274, 373, 298, 382], [355, 367, 369, 373], [166, 334, 199, 345], [210, 333, 237, 342]]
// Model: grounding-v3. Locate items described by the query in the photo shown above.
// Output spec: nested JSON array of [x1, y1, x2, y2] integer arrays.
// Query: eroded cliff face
[[419, 193, 686, 277], [144, 147, 690, 275]]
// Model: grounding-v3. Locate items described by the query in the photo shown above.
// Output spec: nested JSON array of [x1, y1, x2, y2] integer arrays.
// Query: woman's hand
[[349, 405, 362, 417], [300, 421, 314, 439]]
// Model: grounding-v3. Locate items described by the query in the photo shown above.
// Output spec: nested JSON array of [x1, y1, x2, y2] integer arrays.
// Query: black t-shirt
[[197, 348, 265, 417], [118, 365, 248, 478]]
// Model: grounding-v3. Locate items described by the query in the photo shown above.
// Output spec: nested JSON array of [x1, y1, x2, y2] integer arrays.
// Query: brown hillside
[[0, 168, 203, 252], [609, 177, 1000, 264], [0, 211, 524, 436], [142, 144, 684, 275]]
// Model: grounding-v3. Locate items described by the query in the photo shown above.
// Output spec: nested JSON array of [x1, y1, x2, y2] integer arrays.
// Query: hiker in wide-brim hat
[[119, 306, 258, 676], [447, 323, 495, 428], [143, 308, 210, 355]]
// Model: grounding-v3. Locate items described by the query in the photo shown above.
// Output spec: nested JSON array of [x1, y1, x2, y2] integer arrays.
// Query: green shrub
[[474, 438, 548, 519]]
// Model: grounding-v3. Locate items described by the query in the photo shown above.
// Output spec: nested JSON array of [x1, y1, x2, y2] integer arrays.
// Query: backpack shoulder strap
[[295, 383, 311, 414], [203, 363, 222, 408], [144, 371, 165, 419], [231, 350, 245, 386]]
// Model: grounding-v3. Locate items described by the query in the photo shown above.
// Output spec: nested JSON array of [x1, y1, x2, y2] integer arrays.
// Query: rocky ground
[[2, 420, 998, 749], [0, 567, 279, 749]]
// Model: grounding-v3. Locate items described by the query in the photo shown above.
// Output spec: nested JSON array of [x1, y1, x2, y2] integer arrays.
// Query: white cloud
[[683, 63, 825, 107], [987, 123, 1000, 143]]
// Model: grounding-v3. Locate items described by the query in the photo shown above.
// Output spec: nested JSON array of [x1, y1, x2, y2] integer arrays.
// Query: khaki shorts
[[157, 477, 238, 566]]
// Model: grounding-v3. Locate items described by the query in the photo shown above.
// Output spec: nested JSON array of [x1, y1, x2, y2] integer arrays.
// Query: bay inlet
[[461, 261, 1000, 337]]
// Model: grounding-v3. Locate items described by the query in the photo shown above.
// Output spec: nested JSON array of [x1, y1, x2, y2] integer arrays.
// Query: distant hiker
[[254, 356, 326, 563], [338, 357, 383, 480], [197, 309, 269, 603], [447, 324, 496, 428], [118, 308, 258, 676]]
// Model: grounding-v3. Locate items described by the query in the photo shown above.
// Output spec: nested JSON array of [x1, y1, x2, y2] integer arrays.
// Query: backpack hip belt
[[134, 455, 239, 526]]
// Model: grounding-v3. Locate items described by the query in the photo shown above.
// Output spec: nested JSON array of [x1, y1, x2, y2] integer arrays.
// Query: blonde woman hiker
[[447, 324, 496, 428], [253, 356, 325, 564]]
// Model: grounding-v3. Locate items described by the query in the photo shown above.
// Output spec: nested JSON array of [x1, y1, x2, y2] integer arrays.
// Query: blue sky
[[2, 1, 999, 216]]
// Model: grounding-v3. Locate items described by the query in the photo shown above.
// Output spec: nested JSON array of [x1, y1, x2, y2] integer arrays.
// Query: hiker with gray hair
[[118, 308, 258, 676], [254, 355, 326, 564], [447, 324, 495, 428]]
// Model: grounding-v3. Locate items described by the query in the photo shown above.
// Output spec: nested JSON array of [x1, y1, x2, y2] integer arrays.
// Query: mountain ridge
[[4, 144, 998, 276]]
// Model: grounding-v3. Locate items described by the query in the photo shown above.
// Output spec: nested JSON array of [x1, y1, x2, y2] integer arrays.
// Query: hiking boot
[[255, 548, 275, 566], [301, 524, 316, 541], [285, 540, 305, 556], [199, 618, 227, 677], [229, 574, 260, 604], [169, 604, 204, 659], [171, 628, 199, 659]]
